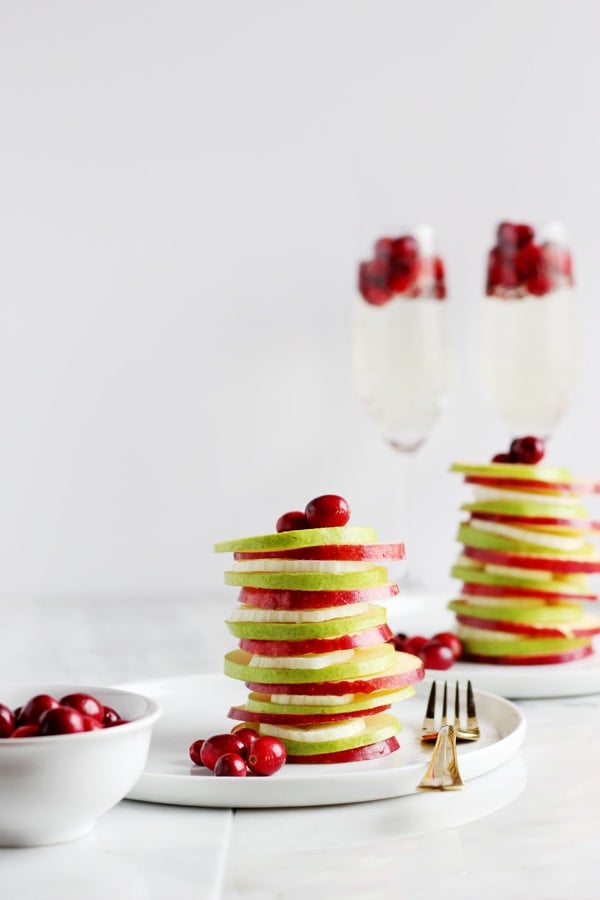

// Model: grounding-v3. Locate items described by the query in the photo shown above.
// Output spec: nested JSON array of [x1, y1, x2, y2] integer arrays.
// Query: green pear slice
[[450, 563, 594, 595], [448, 598, 583, 624], [224, 566, 389, 591], [456, 629, 590, 657], [462, 500, 588, 520], [226, 604, 387, 640], [451, 461, 572, 482], [456, 523, 591, 557], [224, 644, 396, 684], [214, 526, 378, 553], [257, 711, 401, 756], [244, 684, 415, 717]]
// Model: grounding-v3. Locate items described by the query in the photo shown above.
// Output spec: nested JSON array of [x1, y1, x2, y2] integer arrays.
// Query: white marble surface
[[2, 591, 600, 899]]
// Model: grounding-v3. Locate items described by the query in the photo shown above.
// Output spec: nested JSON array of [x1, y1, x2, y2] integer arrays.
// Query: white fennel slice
[[259, 718, 367, 742], [248, 649, 355, 669], [231, 559, 376, 573], [469, 519, 585, 552], [226, 602, 370, 624]]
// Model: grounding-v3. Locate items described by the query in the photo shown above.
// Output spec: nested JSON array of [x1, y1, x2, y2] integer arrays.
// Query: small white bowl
[[0, 683, 161, 847]]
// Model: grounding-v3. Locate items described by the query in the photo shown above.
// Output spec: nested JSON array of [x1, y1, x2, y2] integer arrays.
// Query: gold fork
[[420, 680, 481, 743]]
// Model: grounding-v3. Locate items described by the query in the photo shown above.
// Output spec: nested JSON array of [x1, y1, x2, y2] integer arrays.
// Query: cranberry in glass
[[19, 694, 60, 726], [0, 704, 15, 738], [200, 734, 246, 771], [510, 436, 545, 465], [276, 510, 308, 533], [38, 706, 88, 735], [60, 692, 104, 722], [247, 736, 287, 776], [304, 495, 351, 529], [214, 753, 247, 777]]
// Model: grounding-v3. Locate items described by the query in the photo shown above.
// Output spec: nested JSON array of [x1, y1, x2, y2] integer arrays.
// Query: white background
[[1, 0, 600, 601]]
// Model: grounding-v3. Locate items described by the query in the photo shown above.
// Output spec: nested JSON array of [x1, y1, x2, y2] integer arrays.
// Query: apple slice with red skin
[[233, 543, 405, 561], [463, 545, 600, 574], [245, 653, 424, 695], [236, 583, 399, 610], [287, 735, 401, 763], [238, 623, 393, 656], [460, 581, 597, 603], [227, 703, 392, 725], [455, 613, 600, 638], [469, 511, 600, 532], [464, 475, 600, 495], [463, 645, 593, 666]]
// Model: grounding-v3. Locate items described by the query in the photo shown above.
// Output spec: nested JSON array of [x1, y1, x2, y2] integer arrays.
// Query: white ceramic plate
[[122, 673, 525, 808]]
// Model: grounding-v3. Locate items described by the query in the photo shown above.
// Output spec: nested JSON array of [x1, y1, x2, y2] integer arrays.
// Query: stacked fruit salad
[[214, 494, 424, 763], [449, 437, 600, 664]]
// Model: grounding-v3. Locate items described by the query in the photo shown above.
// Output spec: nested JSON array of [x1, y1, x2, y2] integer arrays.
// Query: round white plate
[[122, 673, 525, 808]]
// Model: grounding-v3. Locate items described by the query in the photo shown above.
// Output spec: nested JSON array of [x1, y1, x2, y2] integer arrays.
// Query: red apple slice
[[463, 645, 593, 665], [236, 583, 399, 610], [245, 652, 424, 694], [464, 475, 600, 494], [463, 545, 600, 574], [238, 623, 393, 656], [286, 735, 401, 763], [455, 613, 600, 638], [227, 703, 392, 725], [233, 543, 405, 561], [469, 511, 600, 532], [460, 581, 597, 603]]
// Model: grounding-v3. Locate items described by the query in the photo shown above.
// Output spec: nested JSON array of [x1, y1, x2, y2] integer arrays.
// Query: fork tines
[[420, 680, 480, 743]]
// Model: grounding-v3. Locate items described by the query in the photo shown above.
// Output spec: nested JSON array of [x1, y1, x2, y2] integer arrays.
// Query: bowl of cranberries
[[0, 683, 160, 847]]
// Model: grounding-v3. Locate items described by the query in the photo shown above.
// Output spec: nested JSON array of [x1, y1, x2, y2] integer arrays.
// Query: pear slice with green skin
[[463, 545, 600, 574], [214, 526, 377, 553], [463, 646, 594, 666], [457, 523, 593, 557], [450, 461, 572, 482], [455, 627, 591, 657], [451, 563, 593, 595], [226, 604, 387, 640], [448, 598, 584, 624], [461, 499, 589, 521], [286, 735, 400, 763], [252, 711, 401, 757], [245, 652, 424, 695], [236, 582, 399, 610], [224, 566, 389, 591], [224, 644, 396, 684], [242, 684, 415, 718]]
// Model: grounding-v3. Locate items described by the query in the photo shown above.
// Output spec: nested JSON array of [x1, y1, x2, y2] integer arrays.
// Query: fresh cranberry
[[19, 694, 60, 726], [487, 246, 520, 290], [11, 725, 40, 738], [189, 739, 206, 766], [276, 510, 308, 533], [83, 715, 104, 731], [389, 235, 419, 261], [510, 436, 545, 465], [232, 727, 259, 753], [304, 494, 350, 529], [515, 242, 543, 279], [402, 635, 429, 656], [0, 704, 15, 738], [432, 632, 464, 660], [60, 692, 104, 723], [491, 452, 513, 463], [214, 753, 247, 777], [200, 733, 246, 770], [247, 736, 287, 776], [102, 706, 121, 726], [497, 222, 534, 249], [389, 632, 407, 651], [38, 706, 88, 735], [358, 259, 392, 305], [374, 237, 394, 259], [419, 640, 455, 670]]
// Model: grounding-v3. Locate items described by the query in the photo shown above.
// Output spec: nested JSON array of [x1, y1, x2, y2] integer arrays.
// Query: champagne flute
[[481, 220, 578, 439], [353, 224, 451, 584]]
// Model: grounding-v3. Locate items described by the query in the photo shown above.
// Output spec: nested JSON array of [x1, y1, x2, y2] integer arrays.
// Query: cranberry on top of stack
[[214, 495, 424, 764], [486, 221, 573, 299], [449, 437, 600, 665], [358, 226, 446, 306]]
